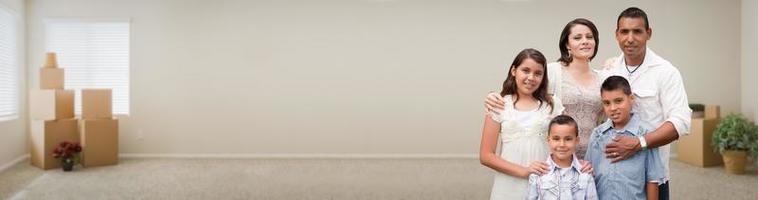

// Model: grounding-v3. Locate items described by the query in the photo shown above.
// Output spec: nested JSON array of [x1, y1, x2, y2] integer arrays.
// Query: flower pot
[[62, 158, 74, 172], [722, 150, 747, 174]]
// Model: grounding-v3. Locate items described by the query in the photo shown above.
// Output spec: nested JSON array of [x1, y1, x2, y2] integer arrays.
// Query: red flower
[[52, 141, 82, 160]]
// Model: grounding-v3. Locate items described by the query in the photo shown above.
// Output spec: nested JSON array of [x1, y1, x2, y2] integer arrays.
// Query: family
[[479, 7, 692, 200]]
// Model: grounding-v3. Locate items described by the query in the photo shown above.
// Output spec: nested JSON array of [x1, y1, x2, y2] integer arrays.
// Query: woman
[[485, 18, 603, 158]]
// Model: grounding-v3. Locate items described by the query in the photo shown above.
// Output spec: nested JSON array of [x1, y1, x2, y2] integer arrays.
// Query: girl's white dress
[[488, 95, 564, 200]]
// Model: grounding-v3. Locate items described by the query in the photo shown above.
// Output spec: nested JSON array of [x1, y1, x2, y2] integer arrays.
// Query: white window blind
[[0, 4, 19, 121], [45, 19, 130, 115]]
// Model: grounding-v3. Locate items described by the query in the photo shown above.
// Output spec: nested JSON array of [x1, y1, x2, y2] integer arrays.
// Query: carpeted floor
[[0, 158, 756, 199]]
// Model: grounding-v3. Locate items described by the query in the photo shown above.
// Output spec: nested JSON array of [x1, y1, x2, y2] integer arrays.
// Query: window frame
[[0, 3, 20, 122], [44, 18, 131, 116]]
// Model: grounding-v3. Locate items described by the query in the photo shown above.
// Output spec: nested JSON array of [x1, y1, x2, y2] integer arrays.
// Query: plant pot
[[722, 150, 747, 174], [61, 158, 74, 172]]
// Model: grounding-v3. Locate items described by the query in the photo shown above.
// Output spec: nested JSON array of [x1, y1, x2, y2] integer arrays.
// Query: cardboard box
[[82, 89, 113, 119], [39, 68, 64, 89], [79, 118, 119, 167], [29, 89, 74, 120], [705, 105, 720, 119], [30, 119, 80, 170], [677, 118, 723, 167]]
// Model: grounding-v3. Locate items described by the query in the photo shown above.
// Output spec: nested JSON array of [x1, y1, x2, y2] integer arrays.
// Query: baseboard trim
[[0, 155, 29, 173], [119, 153, 479, 159]]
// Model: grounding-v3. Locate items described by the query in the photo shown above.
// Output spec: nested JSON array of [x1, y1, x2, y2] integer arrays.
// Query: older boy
[[585, 76, 664, 200]]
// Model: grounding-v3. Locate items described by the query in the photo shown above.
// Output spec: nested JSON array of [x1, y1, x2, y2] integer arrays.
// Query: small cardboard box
[[43, 52, 58, 68], [676, 118, 723, 167], [79, 118, 119, 167], [29, 89, 74, 120], [82, 89, 113, 119], [30, 119, 80, 170], [39, 68, 64, 89]]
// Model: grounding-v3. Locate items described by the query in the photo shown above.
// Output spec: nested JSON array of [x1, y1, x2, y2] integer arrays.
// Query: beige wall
[[743, 0, 758, 121], [24, 0, 742, 156], [0, 0, 26, 169]]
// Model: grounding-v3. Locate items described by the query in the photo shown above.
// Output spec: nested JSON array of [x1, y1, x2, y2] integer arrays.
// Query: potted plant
[[52, 141, 82, 172], [712, 113, 758, 174]]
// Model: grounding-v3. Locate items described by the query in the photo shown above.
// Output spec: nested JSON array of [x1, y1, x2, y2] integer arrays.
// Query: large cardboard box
[[677, 118, 723, 167], [79, 118, 119, 167], [705, 105, 720, 120], [29, 89, 74, 120], [39, 68, 64, 89], [30, 119, 80, 170], [82, 89, 112, 119]]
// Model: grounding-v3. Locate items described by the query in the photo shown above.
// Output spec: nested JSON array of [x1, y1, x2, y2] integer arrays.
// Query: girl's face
[[566, 24, 596, 61], [510, 58, 544, 96]]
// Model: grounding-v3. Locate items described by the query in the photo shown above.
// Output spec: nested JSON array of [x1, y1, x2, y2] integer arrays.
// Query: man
[[600, 7, 691, 199]]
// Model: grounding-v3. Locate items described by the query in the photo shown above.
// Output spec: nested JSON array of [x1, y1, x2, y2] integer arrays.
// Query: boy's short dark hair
[[617, 7, 650, 30], [601, 76, 632, 95], [548, 115, 579, 136]]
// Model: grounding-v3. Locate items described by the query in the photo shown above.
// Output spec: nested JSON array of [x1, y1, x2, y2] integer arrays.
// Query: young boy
[[585, 75, 664, 200], [526, 115, 597, 200]]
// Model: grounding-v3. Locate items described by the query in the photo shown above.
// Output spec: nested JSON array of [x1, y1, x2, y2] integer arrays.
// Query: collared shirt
[[585, 114, 665, 200], [525, 155, 597, 200], [600, 47, 693, 180]]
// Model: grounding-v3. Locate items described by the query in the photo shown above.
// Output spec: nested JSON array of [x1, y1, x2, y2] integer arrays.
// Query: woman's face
[[566, 24, 596, 61], [510, 58, 544, 96]]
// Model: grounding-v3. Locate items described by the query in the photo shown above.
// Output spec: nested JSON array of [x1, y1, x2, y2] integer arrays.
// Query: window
[[0, 4, 19, 121], [45, 19, 130, 115]]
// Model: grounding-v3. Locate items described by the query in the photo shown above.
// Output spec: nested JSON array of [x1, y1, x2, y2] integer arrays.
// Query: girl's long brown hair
[[500, 48, 554, 112]]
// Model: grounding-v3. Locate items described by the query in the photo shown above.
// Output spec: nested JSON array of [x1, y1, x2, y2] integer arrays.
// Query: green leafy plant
[[712, 113, 758, 158]]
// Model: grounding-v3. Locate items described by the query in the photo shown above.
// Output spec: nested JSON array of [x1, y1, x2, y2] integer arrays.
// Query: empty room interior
[[1, 0, 757, 199]]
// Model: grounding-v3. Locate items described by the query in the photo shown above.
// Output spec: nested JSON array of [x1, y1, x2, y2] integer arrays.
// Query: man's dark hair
[[548, 115, 578, 136], [601, 75, 632, 95], [617, 7, 650, 30]]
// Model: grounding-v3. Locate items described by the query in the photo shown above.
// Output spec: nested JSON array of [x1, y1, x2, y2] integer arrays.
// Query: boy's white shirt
[[598, 47, 693, 182]]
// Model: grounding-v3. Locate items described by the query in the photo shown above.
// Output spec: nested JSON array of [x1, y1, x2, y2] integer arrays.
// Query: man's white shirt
[[599, 47, 693, 182]]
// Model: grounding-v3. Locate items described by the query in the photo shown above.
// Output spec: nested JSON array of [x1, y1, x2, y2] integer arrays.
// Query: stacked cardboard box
[[30, 53, 79, 169], [29, 53, 120, 169], [677, 105, 723, 167], [79, 89, 119, 167]]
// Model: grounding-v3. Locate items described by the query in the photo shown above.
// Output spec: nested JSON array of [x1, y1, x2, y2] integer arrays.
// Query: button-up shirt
[[600, 47, 693, 181], [585, 114, 665, 200], [525, 155, 597, 200]]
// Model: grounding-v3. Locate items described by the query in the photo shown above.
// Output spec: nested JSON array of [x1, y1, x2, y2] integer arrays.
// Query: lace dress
[[489, 95, 564, 200], [558, 66, 603, 158]]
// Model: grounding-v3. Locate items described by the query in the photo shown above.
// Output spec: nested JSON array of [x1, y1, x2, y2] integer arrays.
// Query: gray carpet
[[0, 158, 756, 199]]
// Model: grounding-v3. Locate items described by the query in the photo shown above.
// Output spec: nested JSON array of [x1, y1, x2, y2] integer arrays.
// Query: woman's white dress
[[489, 95, 564, 200]]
